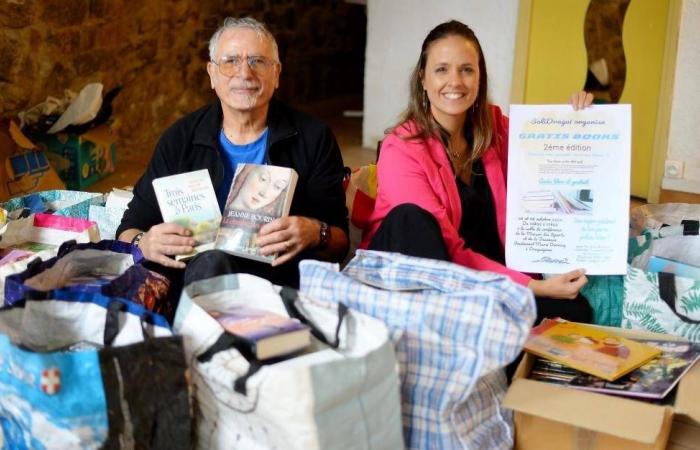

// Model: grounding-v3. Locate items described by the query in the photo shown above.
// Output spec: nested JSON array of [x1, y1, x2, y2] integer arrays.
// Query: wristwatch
[[131, 232, 145, 248], [318, 221, 330, 249]]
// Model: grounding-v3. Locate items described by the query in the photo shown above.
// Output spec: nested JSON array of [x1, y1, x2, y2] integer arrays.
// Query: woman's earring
[[422, 90, 429, 110], [472, 97, 479, 113]]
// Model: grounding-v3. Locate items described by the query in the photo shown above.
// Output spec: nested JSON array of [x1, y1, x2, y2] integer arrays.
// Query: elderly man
[[117, 17, 348, 290]]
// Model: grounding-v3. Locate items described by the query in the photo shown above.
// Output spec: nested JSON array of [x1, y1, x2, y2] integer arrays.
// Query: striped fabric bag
[[300, 250, 536, 450]]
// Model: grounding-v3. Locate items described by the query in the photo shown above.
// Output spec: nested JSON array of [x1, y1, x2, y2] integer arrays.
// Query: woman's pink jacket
[[360, 105, 532, 287]]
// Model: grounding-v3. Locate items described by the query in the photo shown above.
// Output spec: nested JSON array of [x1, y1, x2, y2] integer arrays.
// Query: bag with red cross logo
[[0, 293, 191, 449]]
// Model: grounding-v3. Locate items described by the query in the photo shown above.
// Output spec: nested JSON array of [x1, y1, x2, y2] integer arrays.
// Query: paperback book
[[524, 318, 662, 381], [215, 163, 298, 263], [210, 307, 310, 360], [529, 339, 700, 400], [152, 169, 222, 261]]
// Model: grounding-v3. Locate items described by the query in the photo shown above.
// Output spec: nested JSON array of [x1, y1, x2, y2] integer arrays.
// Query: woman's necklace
[[447, 139, 471, 182], [447, 140, 468, 164]]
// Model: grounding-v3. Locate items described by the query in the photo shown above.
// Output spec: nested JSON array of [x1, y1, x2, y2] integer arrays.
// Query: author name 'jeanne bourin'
[[226, 209, 275, 224]]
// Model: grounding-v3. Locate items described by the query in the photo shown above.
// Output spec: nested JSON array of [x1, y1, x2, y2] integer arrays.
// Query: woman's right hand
[[528, 269, 588, 299], [137, 223, 196, 269]]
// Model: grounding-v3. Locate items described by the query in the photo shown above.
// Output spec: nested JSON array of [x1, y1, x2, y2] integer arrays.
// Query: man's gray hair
[[208, 17, 280, 62]]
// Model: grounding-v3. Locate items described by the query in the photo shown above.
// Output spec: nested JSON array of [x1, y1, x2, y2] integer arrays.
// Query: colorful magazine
[[529, 339, 700, 399], [215, 164, 298, 264], [524, 319, 662, 381]]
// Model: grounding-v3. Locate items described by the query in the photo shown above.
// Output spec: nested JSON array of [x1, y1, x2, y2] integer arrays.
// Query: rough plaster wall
[[362, 0, 519, 148], [0, 0, 365, 168], [663, 0, 700, 193]]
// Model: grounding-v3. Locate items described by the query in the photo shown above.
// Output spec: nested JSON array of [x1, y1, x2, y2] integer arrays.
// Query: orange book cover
[[524, 319, 662, 381]]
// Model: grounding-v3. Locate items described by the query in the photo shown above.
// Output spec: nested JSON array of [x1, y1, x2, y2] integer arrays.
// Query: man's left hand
[[257, 216, 320, 266]]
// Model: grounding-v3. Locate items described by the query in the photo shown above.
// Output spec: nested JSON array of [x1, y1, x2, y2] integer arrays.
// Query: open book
[[215, 164, 298, 264], [152, 169, 222, 261]]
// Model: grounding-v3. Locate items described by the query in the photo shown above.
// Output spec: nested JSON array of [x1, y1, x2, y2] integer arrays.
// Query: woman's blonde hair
[[395, 20, 493, 162]]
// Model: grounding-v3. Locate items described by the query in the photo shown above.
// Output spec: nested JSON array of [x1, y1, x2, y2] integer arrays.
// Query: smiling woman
[[359, 20, 595, 325]]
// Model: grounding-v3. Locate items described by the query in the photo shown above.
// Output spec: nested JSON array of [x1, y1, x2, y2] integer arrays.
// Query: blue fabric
[[1, 190, 102, 219], [216, 128, 269, 209], [0, 333, 108, 448], [299, 250, 536, 450]]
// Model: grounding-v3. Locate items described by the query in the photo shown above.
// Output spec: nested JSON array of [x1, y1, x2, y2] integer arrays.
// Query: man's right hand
[[136, 223, 196, 269]]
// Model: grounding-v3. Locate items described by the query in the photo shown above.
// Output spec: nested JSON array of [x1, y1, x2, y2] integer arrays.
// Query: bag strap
[[195, 287, 349, 395], [103, 299, 149, 346], [658, 272, 700, 324], [681, 220, 699, 235], [196, 332, 264, 395], [57, 239, 78, 258], [280, 286, 348, 349]]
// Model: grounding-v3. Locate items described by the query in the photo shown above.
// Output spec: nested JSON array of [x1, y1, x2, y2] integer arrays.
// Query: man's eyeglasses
[[211, 55, 277, 77]]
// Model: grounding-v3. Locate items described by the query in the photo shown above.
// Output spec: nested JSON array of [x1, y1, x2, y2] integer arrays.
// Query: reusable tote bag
[[174, 273, 404, 450], [0, 214, 100, 303], [622, 266, 700, 342], [300, 250, 536, 450], [0, 293, 190, 449], [3, 240, 172, 318]]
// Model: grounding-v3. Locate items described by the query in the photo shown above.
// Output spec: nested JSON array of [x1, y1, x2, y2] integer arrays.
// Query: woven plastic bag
[[174, 273, 404, 450], [4, 240, 172, 319], [300, 250, 536, 450], [0, 293, 190, 449]]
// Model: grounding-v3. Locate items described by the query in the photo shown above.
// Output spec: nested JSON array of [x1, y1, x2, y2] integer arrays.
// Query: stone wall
[[0, 0, 365, 162]]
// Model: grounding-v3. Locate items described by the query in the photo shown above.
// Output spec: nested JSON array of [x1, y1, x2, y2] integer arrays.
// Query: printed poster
[[505, 104, 631, 275]]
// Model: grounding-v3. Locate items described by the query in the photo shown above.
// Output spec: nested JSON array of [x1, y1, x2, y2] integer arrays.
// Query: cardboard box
[[504, 327, 700, 450], [1, 120, 65, 201], [29, 125, 117, 190]]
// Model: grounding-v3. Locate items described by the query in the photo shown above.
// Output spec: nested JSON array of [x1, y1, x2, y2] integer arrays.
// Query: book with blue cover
[[209, 307, 310, 360]]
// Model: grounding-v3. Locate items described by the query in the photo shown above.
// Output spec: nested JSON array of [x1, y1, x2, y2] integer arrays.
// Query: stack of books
[[524, 319, 700, 400]]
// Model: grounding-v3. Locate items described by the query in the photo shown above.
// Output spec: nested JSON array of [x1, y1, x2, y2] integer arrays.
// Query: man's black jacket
[[117, 99, 349, 287]]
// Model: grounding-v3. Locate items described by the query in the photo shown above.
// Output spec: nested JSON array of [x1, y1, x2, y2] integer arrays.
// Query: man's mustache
[[229, 83, 260, 90]]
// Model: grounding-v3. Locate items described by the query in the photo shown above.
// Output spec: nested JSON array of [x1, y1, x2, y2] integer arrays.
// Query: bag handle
[[279, 286, 347, 349], [681, 220, 699, 236], [103, 298, 149, 346], [196, 287, 349, 395], [57, 239, 78, 258], [658, 272, 700, 324]]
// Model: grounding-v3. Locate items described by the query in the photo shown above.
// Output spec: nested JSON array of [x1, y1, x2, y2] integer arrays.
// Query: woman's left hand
[[257, 216, 320, 266], [569, 91, 594, 110]]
